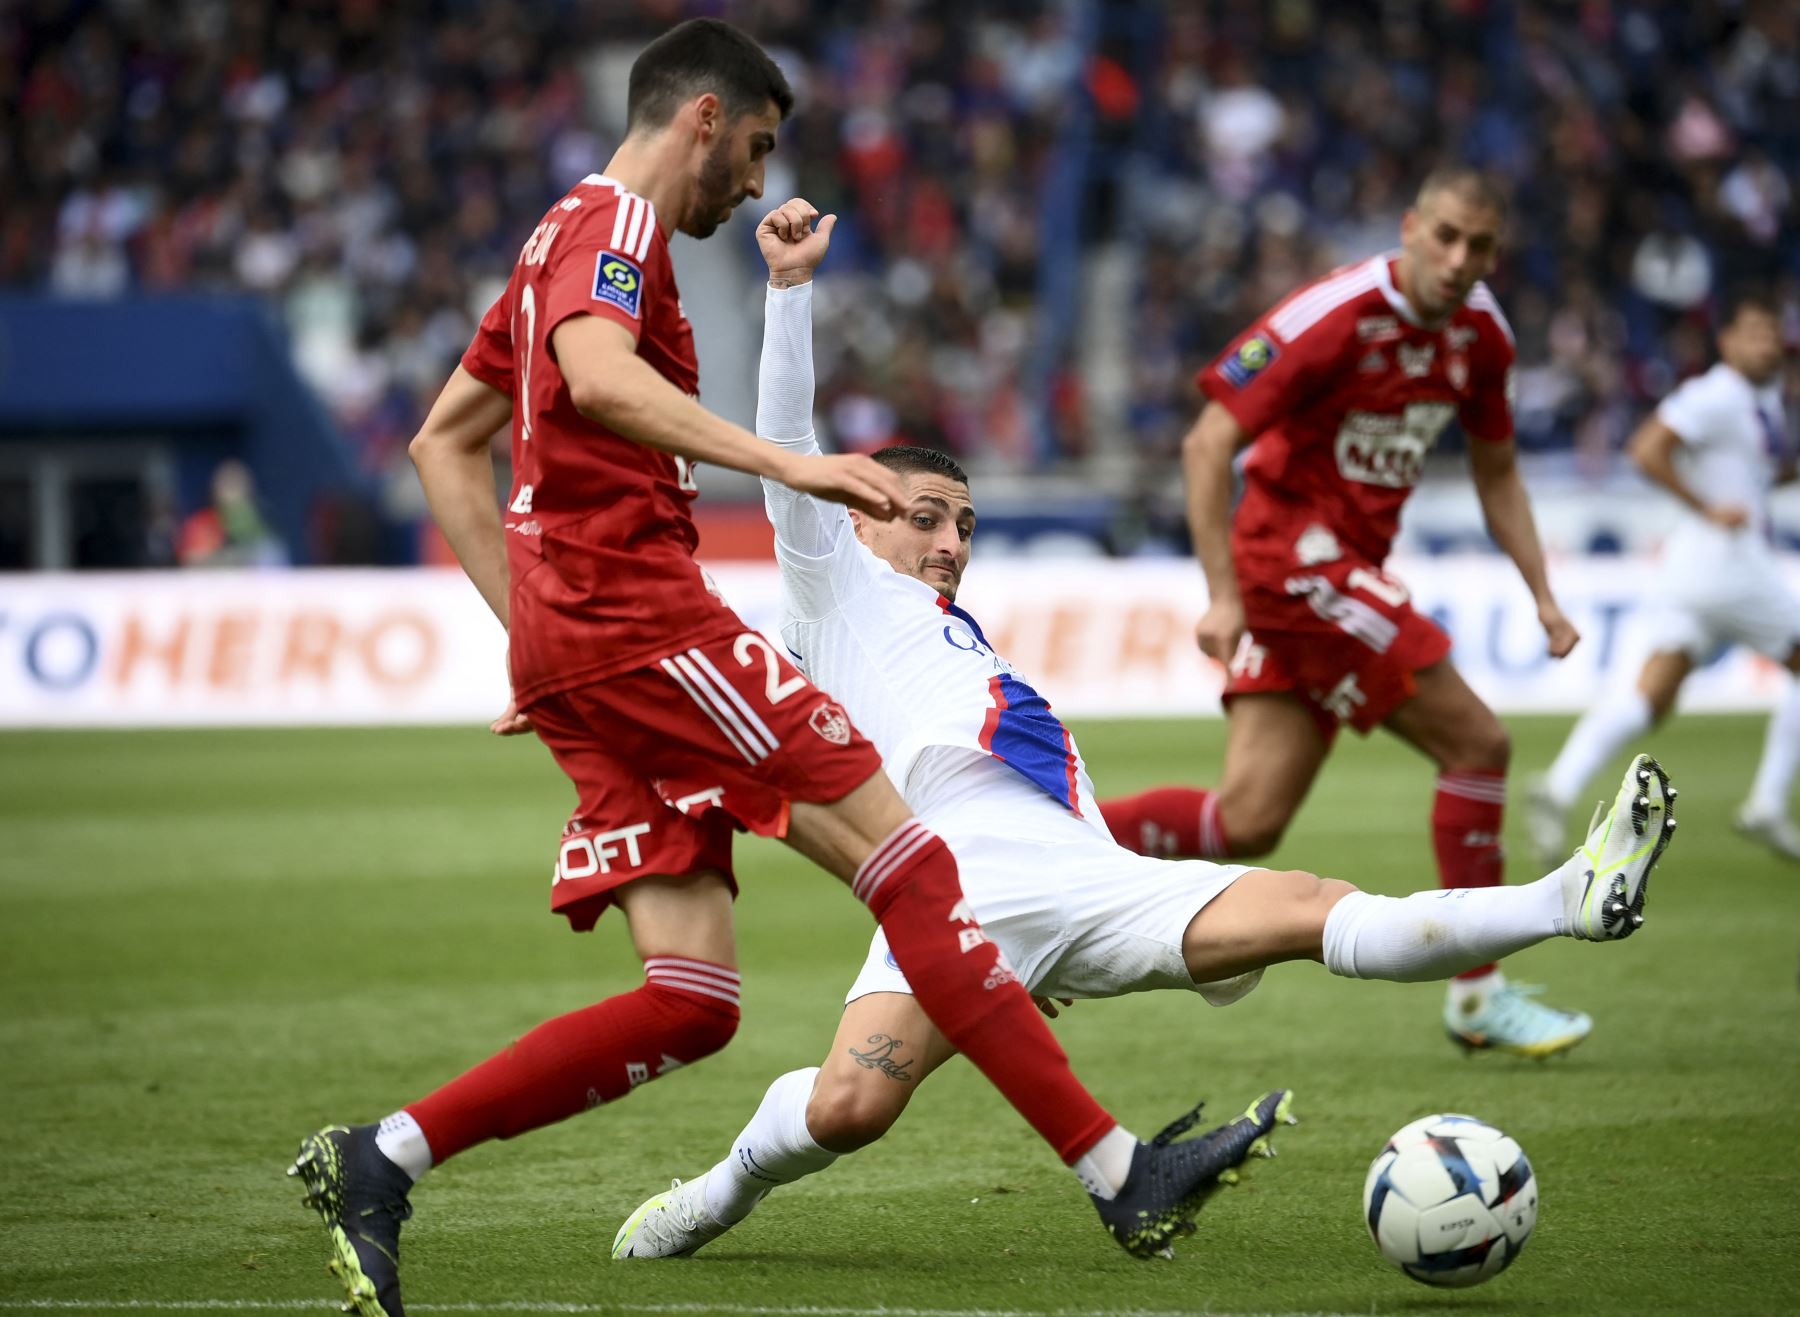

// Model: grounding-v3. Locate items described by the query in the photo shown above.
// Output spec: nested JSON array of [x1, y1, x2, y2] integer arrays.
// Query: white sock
[[1072, 1124, 1138, 1201], [374, 1111, 431, 1183], [702, 1068, 839, 1226], [1545, 690, 1652, 807], [1322, 882, 1567, 984], [1747, 679, 1800, 818]]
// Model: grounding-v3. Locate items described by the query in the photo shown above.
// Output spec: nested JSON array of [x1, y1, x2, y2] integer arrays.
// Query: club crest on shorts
[[591, 250, 644, 318], [808, 700, 851, 746]]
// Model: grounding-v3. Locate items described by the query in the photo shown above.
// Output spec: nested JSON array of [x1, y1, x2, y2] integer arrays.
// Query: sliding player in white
[[1530, 293, 1796, 863], [610, 200, 1678, 1260]]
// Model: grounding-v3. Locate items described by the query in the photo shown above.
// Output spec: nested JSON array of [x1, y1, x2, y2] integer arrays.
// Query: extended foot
[[1092, 1090, 1296, 1260], [1557, 753, 1677, 941], [612, 1174, 733, 1260], [1735, 804, 1800, 862], [289, 1124, 413, 1317], [1524, 774, 1568, 872], [1444, 983, 1592, 1059]]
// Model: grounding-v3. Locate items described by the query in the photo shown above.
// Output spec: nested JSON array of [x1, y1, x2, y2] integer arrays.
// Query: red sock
[[854, 821, 1116, 1163], [406, 959, 741, 1163], [1099, 787, 1228, 858], [1433, 772, 1507, 981]]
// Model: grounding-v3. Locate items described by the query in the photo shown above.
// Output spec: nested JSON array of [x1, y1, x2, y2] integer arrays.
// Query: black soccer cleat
[[289, 1124, 414, 1317], [1091, 1089, 1296, 1259]]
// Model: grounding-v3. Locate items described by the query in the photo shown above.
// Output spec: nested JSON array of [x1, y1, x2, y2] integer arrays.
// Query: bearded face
[[682, 134, 747, 239]]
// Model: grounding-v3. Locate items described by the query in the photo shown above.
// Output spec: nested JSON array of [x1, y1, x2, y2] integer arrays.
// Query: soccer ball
[[1361, 1113, 1538, 1288]]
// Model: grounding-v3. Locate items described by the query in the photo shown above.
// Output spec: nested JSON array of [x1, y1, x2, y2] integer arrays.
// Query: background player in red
[[1101, 168, 1590, 1060], [288, 20, 1287, 1317]]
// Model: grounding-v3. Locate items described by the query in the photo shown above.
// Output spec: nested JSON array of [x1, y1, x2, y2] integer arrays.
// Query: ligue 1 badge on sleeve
[[1221, 334, 1279, 388], [592, 250, 644, 318]]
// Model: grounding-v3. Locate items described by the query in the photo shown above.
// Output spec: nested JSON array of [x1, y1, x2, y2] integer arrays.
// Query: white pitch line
[[14, 1301, 1360, 1317]]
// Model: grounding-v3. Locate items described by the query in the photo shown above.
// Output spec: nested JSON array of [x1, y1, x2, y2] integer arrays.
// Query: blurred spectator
[[176, 460, 287, 568], [4, 0, 1796, 524]]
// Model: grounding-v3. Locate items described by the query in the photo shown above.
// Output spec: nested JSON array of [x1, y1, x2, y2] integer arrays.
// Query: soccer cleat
[[1091, 1089, 1296, 1260], [289, 1124, 414, 1317], [1523, 774, 1568, 872], [1444, 983, 1592, 1059], [612, 1174, 733, 1259], [1557, 753, 1677, 941], [1735, 804, 1800, 862]]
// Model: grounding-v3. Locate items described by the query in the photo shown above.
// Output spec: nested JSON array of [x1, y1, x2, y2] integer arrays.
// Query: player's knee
[[805, 1073, 905, 1153], [1447, 719, 1510, 774], [1225, 810, 1289, 857], [1275, 870, 1357, 930]]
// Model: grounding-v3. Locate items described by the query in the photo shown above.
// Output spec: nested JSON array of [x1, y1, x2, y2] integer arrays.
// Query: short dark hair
[[1416, 165, 1509, 225], [871, 445, 969, 486], [1719, 287, 1778, 329], [626, 19, 794, 135]]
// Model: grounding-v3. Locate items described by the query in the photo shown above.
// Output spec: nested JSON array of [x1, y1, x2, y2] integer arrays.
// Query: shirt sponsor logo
[[1397, 342, 1436, 378], [808, 699, 852, 745], [591, 250, 644, 318], [1333, 403, 1457, 488], [1357, 315, 1401, 341], [1446, 325, 1478, 350], [1220, 334, 1278, 388]]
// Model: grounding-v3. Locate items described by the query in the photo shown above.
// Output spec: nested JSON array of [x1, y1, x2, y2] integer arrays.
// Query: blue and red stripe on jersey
[[935, 595, 1083, 815]]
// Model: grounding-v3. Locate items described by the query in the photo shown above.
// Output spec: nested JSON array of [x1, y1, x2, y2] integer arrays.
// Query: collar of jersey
[[930, 589, 991, 647], [1374, 251, 1451, 331]]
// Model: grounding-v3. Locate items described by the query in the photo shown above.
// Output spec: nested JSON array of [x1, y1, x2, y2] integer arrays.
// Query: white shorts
[[846, 756, 1263, 1008], [1644, 539, 1800, 663]]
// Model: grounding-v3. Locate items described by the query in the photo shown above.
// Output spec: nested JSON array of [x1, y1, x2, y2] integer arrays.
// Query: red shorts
[[524, 626, 885, 931], [1222, 560, 1452, 741]]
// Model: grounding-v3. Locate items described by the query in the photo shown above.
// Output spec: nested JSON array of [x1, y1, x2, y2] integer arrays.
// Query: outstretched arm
[[1468, 435, 1580, 658], [755, 199, 843, 559]]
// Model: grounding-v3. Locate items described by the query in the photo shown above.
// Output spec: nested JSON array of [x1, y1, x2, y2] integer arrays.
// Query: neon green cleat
[[1558, 753, 1677, 942]]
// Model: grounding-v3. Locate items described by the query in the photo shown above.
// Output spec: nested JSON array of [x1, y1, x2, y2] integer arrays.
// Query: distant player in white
[[1530, 293, 1797, 863], [610, 200, 1679, 1259]]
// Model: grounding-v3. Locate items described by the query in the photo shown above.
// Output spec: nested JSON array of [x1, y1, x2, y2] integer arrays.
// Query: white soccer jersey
[[1656, 361, 1787, 547], [754, 283, 1105, 829], [1643, 360, 1800, 661]]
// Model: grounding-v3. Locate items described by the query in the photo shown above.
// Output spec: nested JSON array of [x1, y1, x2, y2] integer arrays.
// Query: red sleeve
[[460, 282, 515, 396], [1460, 321, 1516, 442], [1196, 310, 1351, 437]]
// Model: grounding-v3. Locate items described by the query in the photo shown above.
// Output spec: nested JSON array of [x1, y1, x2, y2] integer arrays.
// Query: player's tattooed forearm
[[847, 1034, 915, 1082]]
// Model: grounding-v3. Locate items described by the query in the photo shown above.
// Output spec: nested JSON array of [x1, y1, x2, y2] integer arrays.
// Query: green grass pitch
[[2, 715, 1797, 1316]]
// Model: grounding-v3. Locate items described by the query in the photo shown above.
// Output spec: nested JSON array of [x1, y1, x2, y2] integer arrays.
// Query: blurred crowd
[[5, 0, 1797, 508]]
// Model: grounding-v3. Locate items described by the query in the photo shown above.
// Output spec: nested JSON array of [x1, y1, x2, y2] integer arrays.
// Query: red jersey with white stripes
[[461, 172, 739, 705], [1198, 252, 1515, 578]]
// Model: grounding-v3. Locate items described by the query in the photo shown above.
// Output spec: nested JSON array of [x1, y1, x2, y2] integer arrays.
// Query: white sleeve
[[757, 281, 848, 561], [1656, 375, 1719, 449]]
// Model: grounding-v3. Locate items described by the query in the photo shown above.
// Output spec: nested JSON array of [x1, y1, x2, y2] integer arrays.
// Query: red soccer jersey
[[461, 173, 739, 705], [1197, 253, 1515, 580]]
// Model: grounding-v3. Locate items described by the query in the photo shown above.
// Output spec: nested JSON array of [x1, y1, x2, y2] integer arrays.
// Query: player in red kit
[[1101, 168, 1593, 1060], [288, 21, 1289, 1316]]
